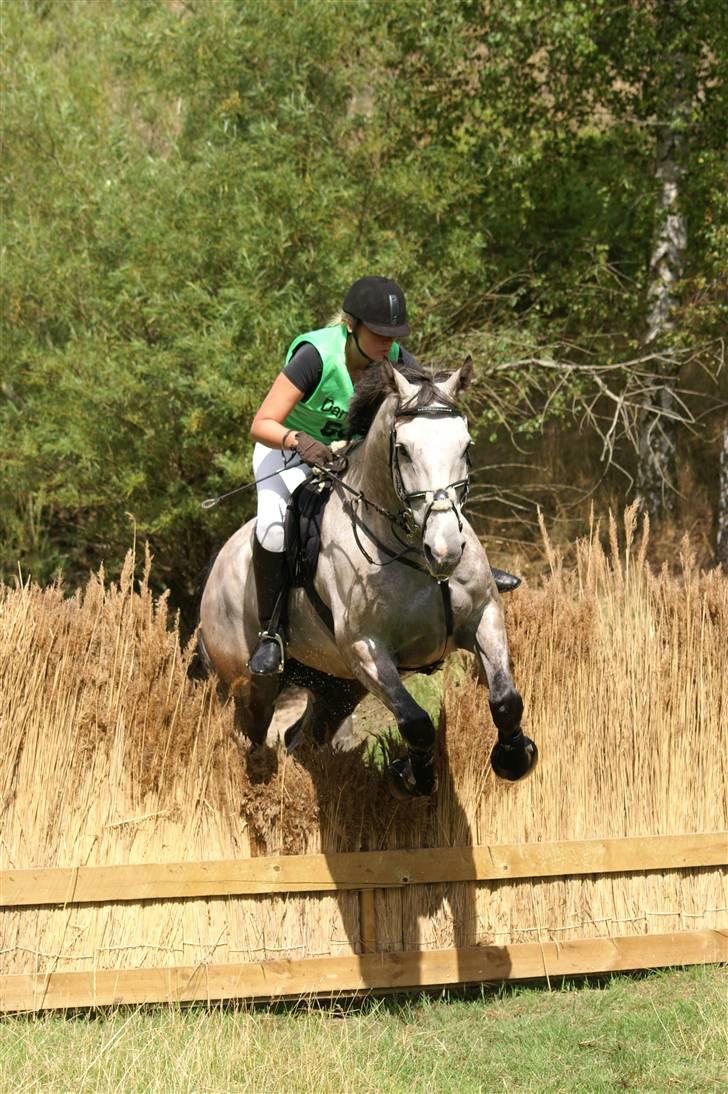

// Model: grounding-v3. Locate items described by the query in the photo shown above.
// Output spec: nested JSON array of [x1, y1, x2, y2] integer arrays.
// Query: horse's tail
[[186, 549, 221, 681]]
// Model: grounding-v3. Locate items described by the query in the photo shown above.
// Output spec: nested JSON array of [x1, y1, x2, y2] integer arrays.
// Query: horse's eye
[[397, 445, 412, 462]]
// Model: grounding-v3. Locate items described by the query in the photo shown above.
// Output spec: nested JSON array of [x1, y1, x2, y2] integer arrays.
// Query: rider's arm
[[283, 342, 323, 393], [250, 373, 305, 450]]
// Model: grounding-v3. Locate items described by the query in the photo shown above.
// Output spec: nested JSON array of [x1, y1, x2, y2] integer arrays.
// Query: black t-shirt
[[283, 341, 421, 399]]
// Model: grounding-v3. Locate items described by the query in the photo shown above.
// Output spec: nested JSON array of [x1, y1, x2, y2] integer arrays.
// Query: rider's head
[[343, 276, 410, 363]]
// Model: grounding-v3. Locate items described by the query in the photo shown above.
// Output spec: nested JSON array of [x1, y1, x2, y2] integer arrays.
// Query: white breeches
[[253, 443, 311, 553]]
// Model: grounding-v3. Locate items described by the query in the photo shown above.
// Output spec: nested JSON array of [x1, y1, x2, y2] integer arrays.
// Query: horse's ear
[[388, 362, 422, 403], [460, 355, 474, 390], [438, 355, 474, 401]]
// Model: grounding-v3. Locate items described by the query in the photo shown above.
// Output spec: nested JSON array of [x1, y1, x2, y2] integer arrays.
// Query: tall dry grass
[[1, 507, 726, 976]]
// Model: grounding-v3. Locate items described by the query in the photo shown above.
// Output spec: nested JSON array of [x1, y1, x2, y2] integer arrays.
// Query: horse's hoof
[[386, 756, 436, 799], [490, 735, 538, 781]]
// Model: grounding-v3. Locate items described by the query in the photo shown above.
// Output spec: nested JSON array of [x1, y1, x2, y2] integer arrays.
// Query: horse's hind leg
[[233, 674, 281, 748], [473, 600, 537, 781], [282, 675, 367, 752], [309, 677, 367, 747]]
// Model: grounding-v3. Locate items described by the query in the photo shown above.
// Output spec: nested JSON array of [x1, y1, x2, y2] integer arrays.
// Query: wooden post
[[359, 888, 377, 954]]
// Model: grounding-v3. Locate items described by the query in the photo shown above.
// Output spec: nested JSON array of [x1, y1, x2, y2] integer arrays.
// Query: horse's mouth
[[423, 541, 464, 580]]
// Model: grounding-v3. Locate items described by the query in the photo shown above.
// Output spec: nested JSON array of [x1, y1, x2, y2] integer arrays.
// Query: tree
[[637, 0, 696, 518], [1, 0, 726, 607], [717, 425, 728, 573]]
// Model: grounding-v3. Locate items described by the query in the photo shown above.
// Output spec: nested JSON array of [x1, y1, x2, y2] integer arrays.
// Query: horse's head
[[386, 358, 474, 579]]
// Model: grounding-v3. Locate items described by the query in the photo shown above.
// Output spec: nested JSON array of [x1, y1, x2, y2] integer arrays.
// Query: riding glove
[[294, 432, 334, 468]]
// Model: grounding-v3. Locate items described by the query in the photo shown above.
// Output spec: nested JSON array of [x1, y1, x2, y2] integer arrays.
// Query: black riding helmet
[[343, 276, 410, 338]]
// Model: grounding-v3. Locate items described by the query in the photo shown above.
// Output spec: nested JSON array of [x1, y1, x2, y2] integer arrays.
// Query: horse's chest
[[348, 576, 455, 666]]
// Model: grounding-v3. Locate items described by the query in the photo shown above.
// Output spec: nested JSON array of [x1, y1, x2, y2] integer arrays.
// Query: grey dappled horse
[[198, 359, 537, 798]]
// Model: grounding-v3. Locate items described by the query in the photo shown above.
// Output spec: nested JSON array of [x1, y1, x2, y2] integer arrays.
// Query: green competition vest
[[283, 324, 400, 443]]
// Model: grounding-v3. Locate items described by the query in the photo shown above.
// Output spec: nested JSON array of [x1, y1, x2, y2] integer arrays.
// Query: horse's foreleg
[[473, 602, 538, 781], [349, 638, 436, 798]]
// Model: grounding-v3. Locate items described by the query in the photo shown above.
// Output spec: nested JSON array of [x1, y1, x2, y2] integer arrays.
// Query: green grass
[[1, 967, 725, 1092]]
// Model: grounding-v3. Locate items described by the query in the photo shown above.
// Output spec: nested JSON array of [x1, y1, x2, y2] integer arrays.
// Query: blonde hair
[[326, 309, 353, 329]]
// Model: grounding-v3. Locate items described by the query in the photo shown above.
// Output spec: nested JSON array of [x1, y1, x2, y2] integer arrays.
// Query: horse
[[198, 358, 537, 798]]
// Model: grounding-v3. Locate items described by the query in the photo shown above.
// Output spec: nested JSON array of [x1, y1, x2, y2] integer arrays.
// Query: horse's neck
[[346, 408, 399, 510]]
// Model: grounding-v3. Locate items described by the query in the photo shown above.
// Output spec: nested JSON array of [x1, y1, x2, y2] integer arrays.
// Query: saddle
[[284, 474, 336, 632]]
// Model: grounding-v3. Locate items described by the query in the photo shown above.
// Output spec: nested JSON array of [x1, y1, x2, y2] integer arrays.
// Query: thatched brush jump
[[1, 508, 726, 1009]]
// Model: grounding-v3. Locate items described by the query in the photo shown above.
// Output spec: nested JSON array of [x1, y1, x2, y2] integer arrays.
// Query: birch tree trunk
[[636, 2, 689, 519], [716, 424, 728, 573]]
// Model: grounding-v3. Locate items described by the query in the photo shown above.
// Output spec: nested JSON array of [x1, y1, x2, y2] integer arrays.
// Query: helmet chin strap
[[348, 320, 377, 364]]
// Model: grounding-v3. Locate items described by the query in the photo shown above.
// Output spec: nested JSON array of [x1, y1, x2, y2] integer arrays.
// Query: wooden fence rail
[[2, 832, 726, 908], [2, 832, 726, 1011], [2, 932, 726, 1012]]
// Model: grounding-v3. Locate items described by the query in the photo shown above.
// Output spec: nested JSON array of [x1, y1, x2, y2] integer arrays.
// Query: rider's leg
[[248, 535, 288, 674], [248, 444, 309, 676]]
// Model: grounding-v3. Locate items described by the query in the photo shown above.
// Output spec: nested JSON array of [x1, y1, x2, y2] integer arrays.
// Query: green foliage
[[1, 0, 726, 603]]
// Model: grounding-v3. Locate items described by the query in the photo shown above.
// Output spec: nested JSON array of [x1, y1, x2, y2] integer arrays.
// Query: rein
[[201, 398, 472, 580], [318, 400, 471, 572]]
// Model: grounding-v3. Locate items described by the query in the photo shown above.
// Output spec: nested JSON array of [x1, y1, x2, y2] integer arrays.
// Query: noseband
[[390, 402, 471, 539]]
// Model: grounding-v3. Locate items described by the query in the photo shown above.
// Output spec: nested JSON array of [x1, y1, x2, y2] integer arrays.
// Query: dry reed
[[1, 507, 726, 977]]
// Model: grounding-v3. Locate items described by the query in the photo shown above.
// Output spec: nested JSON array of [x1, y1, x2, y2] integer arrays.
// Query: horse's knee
[[489, 687, 523, 739]]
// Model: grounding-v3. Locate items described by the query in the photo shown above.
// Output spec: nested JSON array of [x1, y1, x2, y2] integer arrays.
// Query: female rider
[[247, 275, 418, 675], [247, 275, 519, 676]]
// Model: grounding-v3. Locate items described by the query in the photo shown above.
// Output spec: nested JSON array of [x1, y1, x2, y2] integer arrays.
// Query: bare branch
[[455, 339, 724, 481]]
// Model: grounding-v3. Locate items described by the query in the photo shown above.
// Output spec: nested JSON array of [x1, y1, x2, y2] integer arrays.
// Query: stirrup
[[248, 630, 285, 676]]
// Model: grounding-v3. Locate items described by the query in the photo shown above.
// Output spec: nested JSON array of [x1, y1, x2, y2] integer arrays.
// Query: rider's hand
[[294, 432, 334, 468]]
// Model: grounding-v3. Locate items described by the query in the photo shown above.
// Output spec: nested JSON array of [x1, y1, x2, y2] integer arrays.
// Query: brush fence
[[2, 833, 726, 1011]]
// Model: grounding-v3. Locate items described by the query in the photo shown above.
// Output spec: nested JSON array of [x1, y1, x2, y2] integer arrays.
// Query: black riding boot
[[248, 538, 288, 676], [491, 567, 521, 593]]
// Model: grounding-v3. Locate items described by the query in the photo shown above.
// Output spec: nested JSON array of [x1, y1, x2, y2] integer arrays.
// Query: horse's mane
[[346, 363, 459, 438]]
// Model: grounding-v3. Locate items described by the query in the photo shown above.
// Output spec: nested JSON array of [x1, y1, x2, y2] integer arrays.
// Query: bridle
[[296, 394, 472, 667], [390, 401, 471, 540], [317, 397, 472, 570]]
